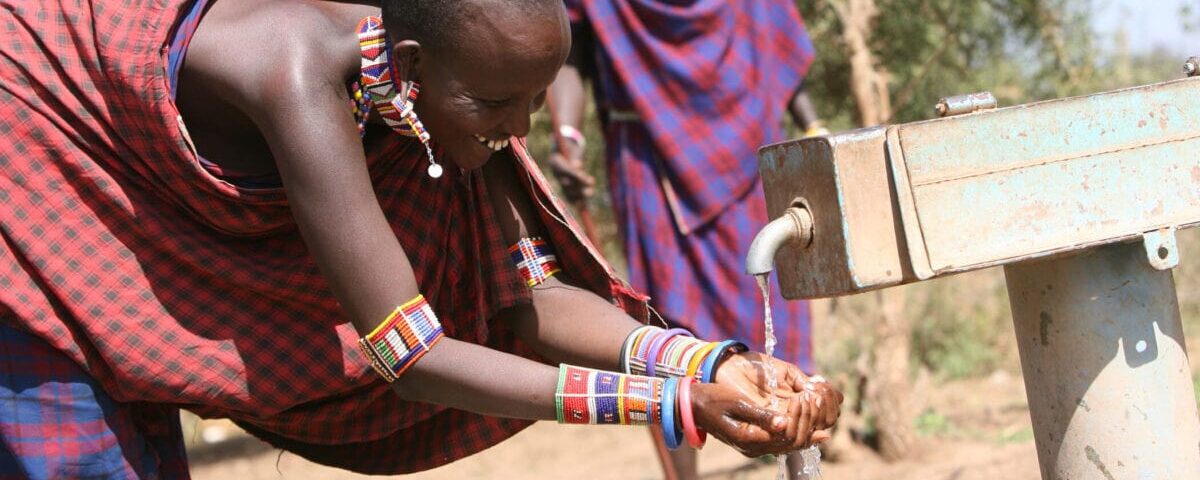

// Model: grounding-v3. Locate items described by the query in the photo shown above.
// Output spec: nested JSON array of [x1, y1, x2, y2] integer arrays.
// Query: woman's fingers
[[695, 368, 845, 457], [792, 374, 843, 431], [796, 392, 817, 449], [780, 390, 805, 441], [693, 384, 810, 457], [692, 385, 775, 446], [726, 397, 788, 436], [811, 382, 842, 429]]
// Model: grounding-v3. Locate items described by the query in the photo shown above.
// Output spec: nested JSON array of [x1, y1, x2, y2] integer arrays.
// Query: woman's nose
[[499, 99, 539, 138]]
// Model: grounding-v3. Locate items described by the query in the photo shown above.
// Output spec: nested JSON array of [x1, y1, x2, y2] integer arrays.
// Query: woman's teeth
[[474, 134, 510, 152]]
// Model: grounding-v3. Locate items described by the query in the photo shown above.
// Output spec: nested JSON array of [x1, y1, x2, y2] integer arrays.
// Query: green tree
[[797, 0, 1100, 128]]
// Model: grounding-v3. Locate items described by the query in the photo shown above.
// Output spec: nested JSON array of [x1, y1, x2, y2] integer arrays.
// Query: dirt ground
[[187, 372, 1043, 480]]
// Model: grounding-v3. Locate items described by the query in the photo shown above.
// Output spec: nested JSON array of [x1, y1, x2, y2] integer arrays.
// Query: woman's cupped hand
[[689, 352, 843, 457]]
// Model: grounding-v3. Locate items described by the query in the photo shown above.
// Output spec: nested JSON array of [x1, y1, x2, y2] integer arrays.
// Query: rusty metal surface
[[1005, 242, 1200, 478], [758, 127, 912, 300], [758, 76, 1200, 299], [893, 77, 1200, 278]]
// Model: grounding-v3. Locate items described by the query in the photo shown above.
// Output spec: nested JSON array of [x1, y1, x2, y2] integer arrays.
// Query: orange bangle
[[678, 376, 706, 449]]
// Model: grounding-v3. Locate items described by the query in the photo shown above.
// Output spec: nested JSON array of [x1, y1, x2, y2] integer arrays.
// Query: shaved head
[[382, 0, 564, 52], [376, 0, 569, 171]]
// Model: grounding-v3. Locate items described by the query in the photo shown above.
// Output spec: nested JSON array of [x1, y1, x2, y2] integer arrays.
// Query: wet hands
[[700, 352, 842, 455]]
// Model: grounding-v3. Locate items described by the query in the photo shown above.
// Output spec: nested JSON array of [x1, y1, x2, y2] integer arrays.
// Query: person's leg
[[0, 322, 189, 479], [666, 444, 698, 480], [785, 448, 809, 480], [647, 428, 682, 480]]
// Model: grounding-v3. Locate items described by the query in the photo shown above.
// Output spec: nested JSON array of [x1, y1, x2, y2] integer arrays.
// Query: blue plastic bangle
[[699, 340, 747, 384], [645, 328, 691, 378], [660, 377, 683, 450]]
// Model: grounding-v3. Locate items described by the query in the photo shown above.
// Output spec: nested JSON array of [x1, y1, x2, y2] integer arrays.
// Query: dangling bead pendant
[[402, 83, 441, 178], [393, 91, 441, 179], [427, 161, 444, 178]]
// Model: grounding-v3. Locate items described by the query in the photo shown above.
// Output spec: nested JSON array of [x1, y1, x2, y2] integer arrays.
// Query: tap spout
[[745, 206, 813, 276]]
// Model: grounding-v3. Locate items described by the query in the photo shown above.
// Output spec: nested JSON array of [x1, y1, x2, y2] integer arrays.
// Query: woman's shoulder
[[184, 0, 368, 103]]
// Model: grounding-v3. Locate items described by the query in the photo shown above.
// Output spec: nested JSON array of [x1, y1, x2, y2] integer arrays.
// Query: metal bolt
[[1185, 57, 1199, 77], [934, 91, 998, 118]]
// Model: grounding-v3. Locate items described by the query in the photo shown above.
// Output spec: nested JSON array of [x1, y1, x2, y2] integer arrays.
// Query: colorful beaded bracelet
[[622, 326, 747, 382], [556, 364, 664, 426], [509, 237, 562, 287], [357, 294, 444, 383], [645, 328, 692, 377]]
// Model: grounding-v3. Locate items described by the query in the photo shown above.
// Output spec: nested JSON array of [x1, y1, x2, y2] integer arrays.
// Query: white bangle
[[557, 124, 586, 149]]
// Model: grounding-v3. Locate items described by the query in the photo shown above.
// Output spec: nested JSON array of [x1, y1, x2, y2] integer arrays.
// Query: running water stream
[[755, 274, 821, 480]]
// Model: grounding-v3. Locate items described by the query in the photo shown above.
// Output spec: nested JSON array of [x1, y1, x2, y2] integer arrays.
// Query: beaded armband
[[556, 364, 664, 426], [357, 295, 445, 383], [509, 237, 561, 287], [621, 325, 747, 382]]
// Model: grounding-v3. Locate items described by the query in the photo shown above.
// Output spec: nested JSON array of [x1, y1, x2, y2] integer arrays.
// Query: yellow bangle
[[686, 342, 719, 378]]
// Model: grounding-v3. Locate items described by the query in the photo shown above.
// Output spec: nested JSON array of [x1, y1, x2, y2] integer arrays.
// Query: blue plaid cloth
[[0, 322, 189, 479], [566, 0, 814, 231], [567, 0, 816, 370], [606, 125, 813, 371]]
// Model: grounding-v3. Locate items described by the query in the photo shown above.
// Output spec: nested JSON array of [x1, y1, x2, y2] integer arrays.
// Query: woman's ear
[[390, 39, 422, 83]]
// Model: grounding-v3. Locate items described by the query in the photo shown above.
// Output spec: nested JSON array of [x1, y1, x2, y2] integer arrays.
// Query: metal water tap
[[745, 206, 813, 276]]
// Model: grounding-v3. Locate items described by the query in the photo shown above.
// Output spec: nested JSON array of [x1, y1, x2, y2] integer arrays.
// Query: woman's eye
[[479, 98, 511, 108]]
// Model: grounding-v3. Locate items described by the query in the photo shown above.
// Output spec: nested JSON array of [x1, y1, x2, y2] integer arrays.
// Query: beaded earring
[[356, 15, 442, 179], [392, 81, 442, 178]]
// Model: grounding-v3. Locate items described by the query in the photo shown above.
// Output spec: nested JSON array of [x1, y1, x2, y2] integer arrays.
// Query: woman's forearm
[[394, 336, 560, 420], [498, 276, 641, 370]]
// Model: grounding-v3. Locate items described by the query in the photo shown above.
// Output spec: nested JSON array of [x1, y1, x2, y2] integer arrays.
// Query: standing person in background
[[547, 1, 826, 478]]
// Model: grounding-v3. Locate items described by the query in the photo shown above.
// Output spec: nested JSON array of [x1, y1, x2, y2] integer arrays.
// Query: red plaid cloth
[[565, 0, 814, 232], [0, 0, 644, 474]]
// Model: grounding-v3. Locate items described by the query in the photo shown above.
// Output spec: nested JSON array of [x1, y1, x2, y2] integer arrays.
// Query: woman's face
[[398, 5, 570, 171]]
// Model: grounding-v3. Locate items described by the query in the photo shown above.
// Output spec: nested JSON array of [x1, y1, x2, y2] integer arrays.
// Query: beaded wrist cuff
[[509, 237, 561, 287], [556, 364, 665, 426], [358, 295, 445, 383]]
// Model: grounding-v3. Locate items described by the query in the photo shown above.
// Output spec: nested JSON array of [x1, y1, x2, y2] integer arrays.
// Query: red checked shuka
[[0, 0, 646, 474]]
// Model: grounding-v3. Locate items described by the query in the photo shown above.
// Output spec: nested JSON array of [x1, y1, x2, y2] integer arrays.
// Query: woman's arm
[[186, 7, 569, 421], [482, 154, 831, 453], [483, 155, 638, 370], [545, 22, 595, 202]]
